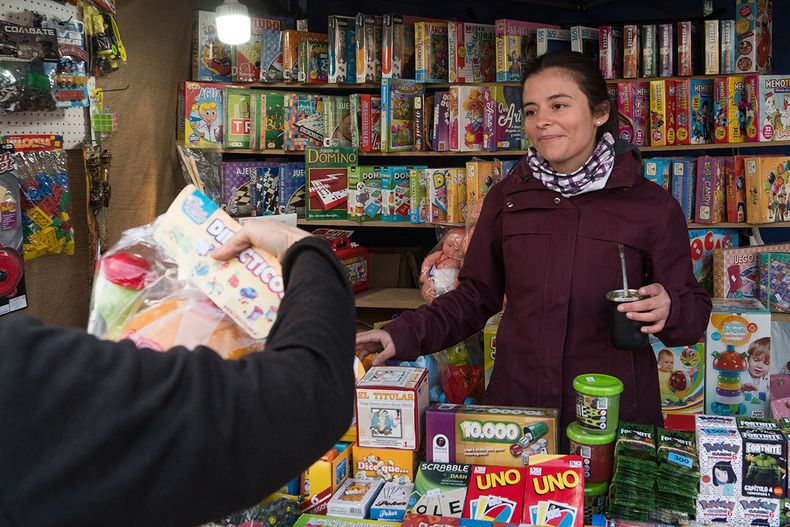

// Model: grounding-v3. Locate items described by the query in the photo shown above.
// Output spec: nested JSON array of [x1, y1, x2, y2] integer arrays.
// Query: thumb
[[210, 228, 252, 261]]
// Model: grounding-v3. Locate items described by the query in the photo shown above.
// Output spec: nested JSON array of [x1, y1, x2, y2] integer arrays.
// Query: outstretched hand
[[356, 330, 397, 366]]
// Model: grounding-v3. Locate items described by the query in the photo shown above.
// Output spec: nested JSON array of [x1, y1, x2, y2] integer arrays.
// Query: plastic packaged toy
[[419, 227, 464, 304], [11, 149, 75, 259], [0, 60, 57, 113], [0, 144, 27, 316], [87, 185, 282, 358]]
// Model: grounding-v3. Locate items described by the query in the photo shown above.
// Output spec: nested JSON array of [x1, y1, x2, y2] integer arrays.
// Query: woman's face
[[522, 68, 608, 174]]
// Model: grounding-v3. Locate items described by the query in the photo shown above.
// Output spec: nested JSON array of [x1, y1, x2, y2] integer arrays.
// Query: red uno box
[[522, 455, 584, 527], [464, 466, 526, 523], [402, 515, 460, 527], [312, 228, 369, 293]]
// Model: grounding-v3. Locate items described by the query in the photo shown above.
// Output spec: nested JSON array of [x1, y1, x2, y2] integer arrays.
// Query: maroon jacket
[[385, 144, 711, 439]]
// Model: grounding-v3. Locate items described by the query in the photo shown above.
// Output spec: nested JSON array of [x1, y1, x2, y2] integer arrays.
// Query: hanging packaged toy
[[419, 227, 465, 304], [0, 59, 57, 113], [0, 144, 27, 315], [88, 185, 282, 358], [42, 16, 90, 108], [9, 149, 75, 259], [83, 6, 126, 75]]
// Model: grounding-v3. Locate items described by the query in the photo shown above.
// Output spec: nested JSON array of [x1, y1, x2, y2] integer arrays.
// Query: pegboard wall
[[0, 0, 87, 149]]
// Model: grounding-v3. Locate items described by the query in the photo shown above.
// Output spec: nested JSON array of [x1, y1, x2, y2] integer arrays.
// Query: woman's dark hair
[[521, 51, 617, 142]]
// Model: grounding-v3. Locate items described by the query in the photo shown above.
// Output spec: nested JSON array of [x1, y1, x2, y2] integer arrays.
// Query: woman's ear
[[594, 101, 611, 125]]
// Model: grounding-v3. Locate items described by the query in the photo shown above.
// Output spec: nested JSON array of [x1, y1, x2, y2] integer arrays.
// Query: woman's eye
[[524, 109, 536, 117], [553, 103, 566, 110]]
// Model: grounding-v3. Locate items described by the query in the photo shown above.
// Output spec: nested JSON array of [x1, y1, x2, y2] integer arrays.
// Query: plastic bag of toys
[[0, 60, 58, 113], [176, 145, 223, 206], [87, 221, 266, 360], [12, 149, 75, 259], [437, 336, 485, 405], [419, 226, 465, 304], [199, 494, 301, 527]]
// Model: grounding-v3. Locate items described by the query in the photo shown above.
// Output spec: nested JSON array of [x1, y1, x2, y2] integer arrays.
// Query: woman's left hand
[[617, 283, 671, 334]]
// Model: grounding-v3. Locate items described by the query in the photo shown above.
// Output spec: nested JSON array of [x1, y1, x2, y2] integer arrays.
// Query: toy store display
[[312, 228, 369, 293], [607, 423, 658, 522], [464, 465, 526, 523], [328, 479, 385, 519], [83, 5, 126, 76], [408, 462, 471, 517], [11, 149, 75, 259], [705, 298, 772, 418], [300, 443, 352, 515], [522, 455, 585, 527], [0, 144, 26, 316], [425, 403, 558, 467], [713, 244, 790, 299], [737, 418, 786, 500], [759, 252, 790, 313], [355, 366, 430, 450], [573, 373, 623, 433], [369, 482, 413, 522], [41, 15, 90, 108], [87, 185, 282, 357], [0, 58, 57, 113]]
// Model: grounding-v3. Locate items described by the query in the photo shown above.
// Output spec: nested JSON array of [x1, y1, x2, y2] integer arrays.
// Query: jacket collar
[[507, 140, 642, 194]]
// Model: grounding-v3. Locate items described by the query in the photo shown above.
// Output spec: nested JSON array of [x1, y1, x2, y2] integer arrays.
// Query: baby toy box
[[356, 366, 430, 450], [705, 298, 771, 418]]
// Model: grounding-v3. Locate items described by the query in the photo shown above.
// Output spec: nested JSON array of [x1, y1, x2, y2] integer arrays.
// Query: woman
[[356, 51, 711, 437]]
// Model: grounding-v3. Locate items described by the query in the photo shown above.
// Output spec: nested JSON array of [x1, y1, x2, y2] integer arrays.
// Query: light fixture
[[216, 0, 251, 45]]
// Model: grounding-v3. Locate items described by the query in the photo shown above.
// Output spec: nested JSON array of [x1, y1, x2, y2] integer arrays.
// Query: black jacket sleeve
[[0, 236, 356, 527]]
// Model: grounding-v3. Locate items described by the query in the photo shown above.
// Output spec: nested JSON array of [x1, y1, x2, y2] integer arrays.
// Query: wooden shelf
[[298, 219, 437, 228], [224, 149, 527, 157], [640, 140, 790, 152], [607, 74, 722, 83], [225, 81, 522, 91], [355, 288, 425, 309], [773, 313, 790, 323], [688, 222, 790, 229]]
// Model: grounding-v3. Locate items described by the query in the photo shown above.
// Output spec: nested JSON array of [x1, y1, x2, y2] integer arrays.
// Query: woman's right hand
[[355, 330, 397, 366]]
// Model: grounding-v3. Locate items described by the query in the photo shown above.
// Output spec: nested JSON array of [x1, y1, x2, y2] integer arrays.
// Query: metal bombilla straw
[[618, 243, 628, 298]]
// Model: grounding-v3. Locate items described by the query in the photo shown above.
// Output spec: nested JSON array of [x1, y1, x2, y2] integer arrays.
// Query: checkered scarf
[[527, 132, 616, 197]]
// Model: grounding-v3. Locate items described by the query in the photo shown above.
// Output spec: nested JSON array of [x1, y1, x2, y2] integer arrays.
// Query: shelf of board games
[[641, 140, 790, 152], [224, 149, 529, 157], [687, 222, 790, 229], [355, 288, 425, 310], [236, 82, 523, 90], [298, 219, 439, 229]]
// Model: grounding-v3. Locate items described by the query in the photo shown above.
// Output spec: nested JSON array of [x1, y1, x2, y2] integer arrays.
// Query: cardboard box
[[426, 403, 558, 467], [300, 443, 353, 514], [464, 466, 526, 523], [352, 444, 419, 482], [293, 515, 399, 527], [696, 425, 743, 496], [522, 455, 584, 527], [739, 428, 787, 498], [737, 497, 781, 527], [327, 478, 384, 519], [370, 482, 413, 521], [759, 253, 790, 313], [408, 462, 471, 517], [356, 366, 429, 450], [705, 298, 772, 418], [713, 244, 790, 298], [651, 335, 705, 416], [696, 496, 739, 523], [735, 0, 773, 74], [744, 157, 790, 224]]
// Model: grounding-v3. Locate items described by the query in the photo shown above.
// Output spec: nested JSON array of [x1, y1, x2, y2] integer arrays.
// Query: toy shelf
[[687, 222, 790, 229], [355, 288, 425, 309], [640, 140, 790, 152], [298, 219, 437, 229], [224, 149, 528, 157], [608, 74, 735, 83], [238, 81, 522, 91]]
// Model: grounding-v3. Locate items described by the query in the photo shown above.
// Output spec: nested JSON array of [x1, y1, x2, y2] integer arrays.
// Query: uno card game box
[[522, 455, 584, 527], [408, 462, 472, 518], [426, 404, 558, 467], [464, 466, 526, 523], [356, 366, 430, 450]]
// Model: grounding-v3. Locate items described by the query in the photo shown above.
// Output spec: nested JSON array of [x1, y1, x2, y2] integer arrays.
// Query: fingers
[[640, 320, 666, 334], [638, 283, 665, 299], [210, 228, 252, 261], [372, 346, 396, 366]]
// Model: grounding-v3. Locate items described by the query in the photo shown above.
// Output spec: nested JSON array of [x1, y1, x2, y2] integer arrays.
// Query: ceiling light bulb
[[216, 0, 251, 45]]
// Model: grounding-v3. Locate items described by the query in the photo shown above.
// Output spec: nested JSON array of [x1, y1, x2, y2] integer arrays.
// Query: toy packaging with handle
[[0, 144, 27, 316], [88, 184, 281, 358]]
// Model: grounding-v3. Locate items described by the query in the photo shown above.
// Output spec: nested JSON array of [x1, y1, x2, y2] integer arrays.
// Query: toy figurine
[[711, 345, 748, 416], [87, 251, 153, 340], [745, 452, 783, 489]]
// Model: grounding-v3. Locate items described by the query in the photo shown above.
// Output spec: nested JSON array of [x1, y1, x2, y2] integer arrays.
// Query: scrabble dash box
[[327, 478, 384, 519], [300, 443, 352, 514], [352, 444, 419, 482], [464, 466, 526, 523], [408, 462, 471, 518], [426, 403, 558, 467], [356, 366, 429, 450], [370, 481, 413, 521]]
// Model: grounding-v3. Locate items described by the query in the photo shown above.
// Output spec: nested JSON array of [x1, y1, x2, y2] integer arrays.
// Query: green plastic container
[[584, 480, 608, 524], [567, 422, 616, 483], [573, 373, 624, 432]]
